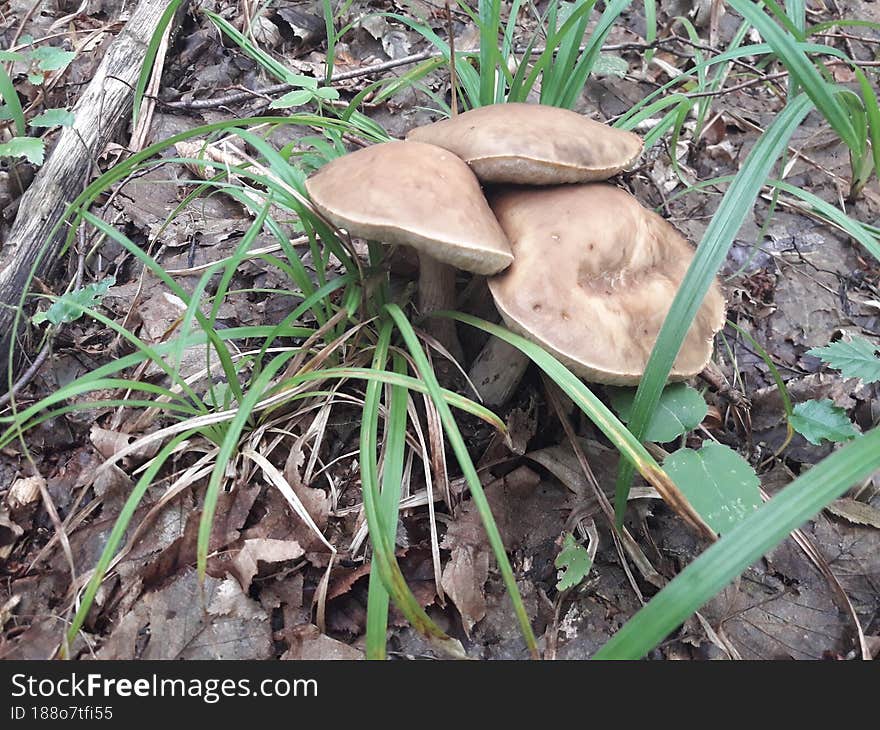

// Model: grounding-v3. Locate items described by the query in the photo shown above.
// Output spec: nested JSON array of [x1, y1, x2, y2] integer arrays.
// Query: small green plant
[[808, 335, 880, 383], [555, 532, 593, 592], [1, 41, 77, 163]]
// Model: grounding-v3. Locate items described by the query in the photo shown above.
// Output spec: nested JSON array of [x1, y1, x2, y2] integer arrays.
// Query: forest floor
[[0, 0, 878, 660]]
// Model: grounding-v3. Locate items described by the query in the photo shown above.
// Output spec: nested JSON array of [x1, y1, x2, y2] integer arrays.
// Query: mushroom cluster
[[304, 102, 726, 400]]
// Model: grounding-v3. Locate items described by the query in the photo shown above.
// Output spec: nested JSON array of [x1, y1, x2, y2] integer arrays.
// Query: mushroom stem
[[417, 253, 464, 362], [468, 335, 531, 407]]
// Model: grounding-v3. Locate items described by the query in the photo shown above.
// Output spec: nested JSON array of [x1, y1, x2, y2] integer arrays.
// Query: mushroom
[[407, 103, 644, 402], [406, 102, 643, 185], [482, 183, 725, 390], [304, 141, 513, 360]]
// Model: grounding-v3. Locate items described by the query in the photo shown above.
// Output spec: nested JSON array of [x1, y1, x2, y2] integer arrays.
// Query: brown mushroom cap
[[406, 103, 643, 185], [304, 140, 512, 275], [487, 183, 726, 384]]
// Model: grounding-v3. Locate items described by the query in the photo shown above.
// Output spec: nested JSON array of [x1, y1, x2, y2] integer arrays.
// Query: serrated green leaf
[[609, 383, 708, 443], [807, 336, 880, 384], [790, 399, 860, 445], [555, 532, 592, 591], [32, 276, 115, 326], [0, 136, 44, 165], [663, 442, 761, 533], [29, 107, 75, 128], [269, 89, 314, 109], [30, 46, 76, 72], [0, 51, 26, 62], [27, 72, 45, 85]]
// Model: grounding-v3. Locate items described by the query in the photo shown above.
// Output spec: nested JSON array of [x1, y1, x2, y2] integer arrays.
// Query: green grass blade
[[854, 69, 880, 182], [787, 0, 806, 34], [133, 0, 182, 126], [725, 0, 858, 151], [358, 320, 465, 657], [322, 0, 336, 82], [768, 178, 880, 262], [558, 0, 633, 109], [205, 10, 317, 88], [0, 64, 25, 136], [383, 12, 482, 108], [594, 425, 880, 659], [445, 312, 713, 539], [613, 94, 813, 524], [386, 304, 540, 656], [365, 352, 408, 660], [197, 350, 300, 578], [644, 0, 657, 66], [806, 19, 880, 34], [478, 0, 503, 104], [81, 211, 245, 405]]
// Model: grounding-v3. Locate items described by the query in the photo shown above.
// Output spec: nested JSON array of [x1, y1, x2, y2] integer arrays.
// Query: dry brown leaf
[[231, 538, 305, 591], [505, 396, 538, 456], [441, 542, 489, 635], [825, 498, 880, 529], [90, 425, 135, 460], [0, 595, 21, 627], [282, 623, 363, 660], [97, 570, 272, 660], [0, 507, 24, 560], [441, 466, 543, 635], [6, 475, 43, 513]]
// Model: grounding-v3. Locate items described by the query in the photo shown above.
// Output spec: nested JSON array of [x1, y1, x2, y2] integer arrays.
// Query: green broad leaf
[[205, 381, 230, 409], [0, 136, 44, 165], [0, 106, 12, 121], [0, 51, 26, 62], [592, 53, 629, 78], [29, 107, 75, 128], [609, 383, 708, 443], [595, 425, 880, 660], [30, 46, 76, 72], [807, 336, 880, 384], [32, 276, 115, 326], [555, 532, 592, 592], [790, 399, 860, 445], [314, 86, 340, 101], [663, 442, 761, 533], [27, 72, 45, 85], [269, 89, 314, 108]]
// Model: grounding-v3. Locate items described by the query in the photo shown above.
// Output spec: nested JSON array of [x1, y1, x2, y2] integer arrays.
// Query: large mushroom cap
[[304, 140, 513, 275], [487, 183, 726, 384], [406, 103, 643, 185]]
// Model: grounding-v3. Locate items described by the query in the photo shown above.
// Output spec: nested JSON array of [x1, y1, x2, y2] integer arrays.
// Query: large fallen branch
[[0, 0, 176, 389]]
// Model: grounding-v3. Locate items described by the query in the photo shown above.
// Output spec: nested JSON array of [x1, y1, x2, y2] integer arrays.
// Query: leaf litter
[[0, 0, 878, 662]]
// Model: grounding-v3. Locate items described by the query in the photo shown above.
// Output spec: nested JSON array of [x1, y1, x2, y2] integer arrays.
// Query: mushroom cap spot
[[304, 140, 513, 275], [487, 184, 726, 384], [406, 103, 643, 185]]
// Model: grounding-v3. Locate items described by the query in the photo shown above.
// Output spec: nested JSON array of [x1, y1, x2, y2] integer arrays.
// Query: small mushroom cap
[[487, 184, 726, 384], [406, 103, 643, 185], [304, 140, 513, 275]]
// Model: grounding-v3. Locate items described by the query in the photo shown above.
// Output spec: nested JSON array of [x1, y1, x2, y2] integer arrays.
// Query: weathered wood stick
[[0, 0, 177, 389]]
